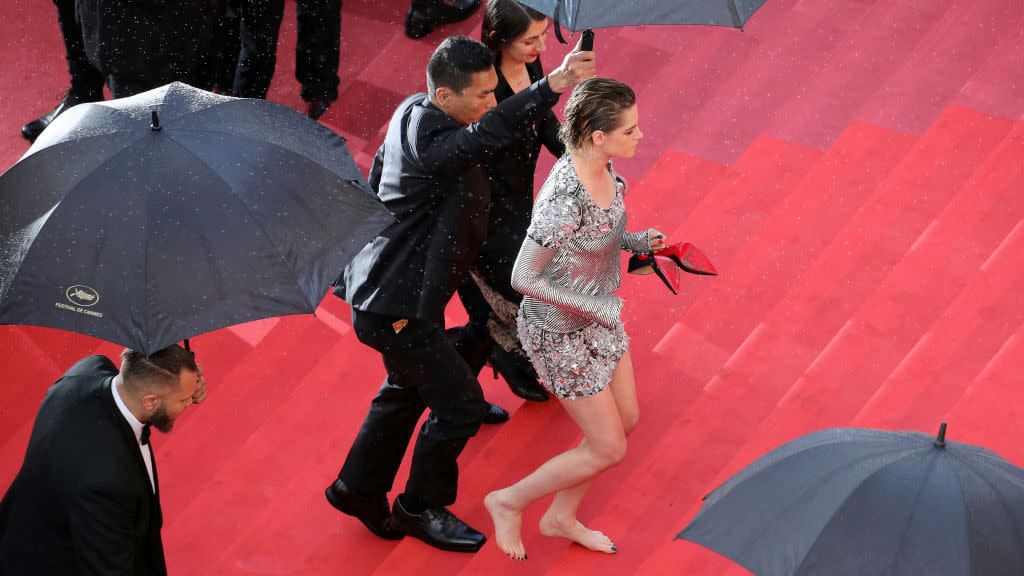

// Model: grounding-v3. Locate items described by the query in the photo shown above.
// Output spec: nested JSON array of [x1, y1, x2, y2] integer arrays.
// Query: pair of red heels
[[627, 242, 717, 294]]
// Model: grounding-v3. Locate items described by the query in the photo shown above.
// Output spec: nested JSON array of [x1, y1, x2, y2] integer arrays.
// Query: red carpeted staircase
[[3, 0, 1024, 574], [4, 104, 1021, 576]]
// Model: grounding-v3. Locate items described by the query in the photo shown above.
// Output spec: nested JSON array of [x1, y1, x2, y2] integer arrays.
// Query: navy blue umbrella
[[0, 82, 393, 355], [678, 424, 1024, 575], [518, 0, 768, 37]]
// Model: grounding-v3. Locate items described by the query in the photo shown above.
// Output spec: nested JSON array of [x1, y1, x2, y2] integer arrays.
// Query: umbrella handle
[[934, 422, 947, 448], [581, 29, 594, 51]]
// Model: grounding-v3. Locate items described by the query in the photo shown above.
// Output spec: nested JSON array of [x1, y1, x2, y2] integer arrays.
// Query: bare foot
[[539, 512, 616, 553], [484, 490, 527, 560]]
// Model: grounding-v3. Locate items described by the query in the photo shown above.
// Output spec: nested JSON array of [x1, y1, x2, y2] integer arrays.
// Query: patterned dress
[[513, 155, 651, 399]]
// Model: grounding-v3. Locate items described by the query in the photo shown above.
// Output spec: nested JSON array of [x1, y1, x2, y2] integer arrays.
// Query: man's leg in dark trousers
[[56, 0, 104, 99], [295, 0, 341, 103], [340, 322, 486, 507], [452, 277, 493, 376], [232, 0, 285, 99]]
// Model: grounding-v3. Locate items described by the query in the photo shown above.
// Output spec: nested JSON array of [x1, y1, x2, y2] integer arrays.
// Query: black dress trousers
[[55, 0, 104, 98], [295, 0, 341, 103], [232, 0, 285, 99], [340, 310, 487, 508], [78, 0, 224, 98]]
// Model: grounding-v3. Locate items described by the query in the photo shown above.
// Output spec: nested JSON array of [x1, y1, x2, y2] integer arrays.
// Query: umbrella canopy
[[0, 82, 393, 355], [517, 0, 768, 33], [678, 425, 1024, 576]]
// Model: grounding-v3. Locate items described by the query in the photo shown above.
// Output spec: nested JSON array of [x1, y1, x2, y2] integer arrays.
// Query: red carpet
[[2, 0, 1024, 574]]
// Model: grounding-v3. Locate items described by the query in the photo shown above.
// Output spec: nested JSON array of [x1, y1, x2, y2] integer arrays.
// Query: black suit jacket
[[334, 77, 561, 322], [0, 356, 166, 576]]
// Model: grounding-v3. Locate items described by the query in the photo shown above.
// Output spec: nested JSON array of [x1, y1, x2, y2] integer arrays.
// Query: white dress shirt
[[111, 377, 156, 493]]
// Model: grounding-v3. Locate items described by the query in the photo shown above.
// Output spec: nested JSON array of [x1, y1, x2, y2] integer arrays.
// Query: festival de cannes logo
[[66, 285, 100, 307]]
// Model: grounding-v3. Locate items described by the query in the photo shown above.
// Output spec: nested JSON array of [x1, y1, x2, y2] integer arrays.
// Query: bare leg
[[485, 352, 638, 559], [540, 352, 638, 551]]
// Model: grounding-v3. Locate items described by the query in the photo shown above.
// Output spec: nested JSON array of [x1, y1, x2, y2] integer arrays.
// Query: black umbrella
[[518, 0, 768, 41], [0, 82, 393, 355], [678, 424, 1024, 575]]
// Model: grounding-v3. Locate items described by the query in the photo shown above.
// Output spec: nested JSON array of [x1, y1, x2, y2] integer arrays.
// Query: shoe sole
[[325, 486, 405, 540], [392, 522, 486, 553]]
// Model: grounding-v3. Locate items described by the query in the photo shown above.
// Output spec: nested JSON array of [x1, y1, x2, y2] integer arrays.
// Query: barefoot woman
[[485, 78, 665, 559]]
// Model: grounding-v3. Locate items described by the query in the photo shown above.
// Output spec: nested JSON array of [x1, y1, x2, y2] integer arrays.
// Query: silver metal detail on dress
[[512, 155, 650, 333], [517, 311, 629, 399], [621, 229, 652, 254]]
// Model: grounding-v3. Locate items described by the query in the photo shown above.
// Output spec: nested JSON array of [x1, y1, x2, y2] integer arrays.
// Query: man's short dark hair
[[426, 35, 495, 96], [120, 344, 197, 393]]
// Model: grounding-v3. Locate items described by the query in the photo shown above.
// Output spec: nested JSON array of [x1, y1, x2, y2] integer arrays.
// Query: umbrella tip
[[151, 110, 161, 132], [934, 422, 947, 448]]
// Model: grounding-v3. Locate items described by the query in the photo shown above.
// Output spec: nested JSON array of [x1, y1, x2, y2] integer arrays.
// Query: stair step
[[164, 331, 383, 573], [956, 17, 1024, 119], [944, 316, 1024, 463], [206, 342, 405, 576], [158, 316, 344, 529], [850, 122, 1024, 429], [626, 22, 760, 166], [0, 328, 66, 443], [717, 107, 1014, 472], [668, 0, 882, 162], [622, 137, 821, 350], [770, 0, 956, 147], [859, 1, 1024, 133], [0, 327, 124, 488], [628, 151, 728, 229], [655, 120, 916, 383]]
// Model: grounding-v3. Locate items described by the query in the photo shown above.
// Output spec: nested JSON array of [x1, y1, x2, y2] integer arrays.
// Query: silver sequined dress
[[512, 155, 651, 400]]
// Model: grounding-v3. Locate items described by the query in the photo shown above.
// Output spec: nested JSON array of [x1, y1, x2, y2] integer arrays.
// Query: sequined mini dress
[[512, 155, 651, 400]]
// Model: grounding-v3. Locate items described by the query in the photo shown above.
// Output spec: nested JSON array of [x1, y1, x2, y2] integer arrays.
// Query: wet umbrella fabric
[[0, 82, 393, 355], [517, 0, 768, 33], [677, 427, 1024, 576]]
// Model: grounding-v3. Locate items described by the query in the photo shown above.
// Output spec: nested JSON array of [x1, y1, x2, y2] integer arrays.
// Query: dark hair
[[120, 344, 197, 393], [558, 78, 636, 151], [481, 0, 547, 55], [426, 36, 495, 96]]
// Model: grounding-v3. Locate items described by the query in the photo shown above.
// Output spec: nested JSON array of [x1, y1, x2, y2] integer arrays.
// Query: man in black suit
[[328, 35, 594, 553], [0, 345, 206, 574]]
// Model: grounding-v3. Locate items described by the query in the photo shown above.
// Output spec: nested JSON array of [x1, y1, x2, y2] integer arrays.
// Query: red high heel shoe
[[659, 242, 717, 276], [627, 241, 717, 294], [627, 253, 680, 294]]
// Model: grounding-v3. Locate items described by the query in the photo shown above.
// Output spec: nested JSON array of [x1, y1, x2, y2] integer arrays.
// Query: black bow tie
[[141, 424, 152, 446]]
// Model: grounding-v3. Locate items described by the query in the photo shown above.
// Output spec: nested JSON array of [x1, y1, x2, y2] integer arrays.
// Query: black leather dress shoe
[[391, 497, 485, 552], [404, 0, 482, 39], [325, 479, 405, 540], [21, 92, 103, 143], [489, 345, 549, 402], [481, 401, 509, 425]]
